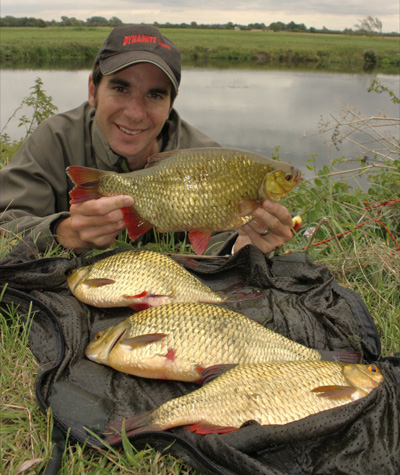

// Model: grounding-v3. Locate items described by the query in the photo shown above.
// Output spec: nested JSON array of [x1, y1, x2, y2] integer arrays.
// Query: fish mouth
[[293, 169, 302, 184]]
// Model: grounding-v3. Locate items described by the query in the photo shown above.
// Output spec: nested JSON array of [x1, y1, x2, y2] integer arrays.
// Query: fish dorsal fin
[[121, 333, 168, 348], [200, 364, 237, 385], [84, 278, 115, 287], [145, 150, 177, 168], [311, 385, 356, 400]]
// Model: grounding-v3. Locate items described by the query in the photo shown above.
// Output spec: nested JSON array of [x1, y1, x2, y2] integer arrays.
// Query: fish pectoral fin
[[186, 422, 238, 434], [188, 230, 212, 255], [121, 333, 168, 348], [200, 364, 237, 385], [311, 385, 356, 400], [237, 199, 261, 217], [84, 278, 116, 287], [120, 207, 153, 242]]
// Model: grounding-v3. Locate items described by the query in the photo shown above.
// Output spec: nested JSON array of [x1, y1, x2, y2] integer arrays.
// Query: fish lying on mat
[[67, 249, 251, 311], [105, 360, 383, 439], [67, 147, 302, 255], [85, 302, 361, 383]]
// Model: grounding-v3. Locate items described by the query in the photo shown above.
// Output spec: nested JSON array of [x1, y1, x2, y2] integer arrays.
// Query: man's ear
[[88, 74, 96, 108]]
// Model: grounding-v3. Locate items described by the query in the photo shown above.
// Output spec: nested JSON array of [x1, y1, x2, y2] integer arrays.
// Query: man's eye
[[114, 86, 127, 93]]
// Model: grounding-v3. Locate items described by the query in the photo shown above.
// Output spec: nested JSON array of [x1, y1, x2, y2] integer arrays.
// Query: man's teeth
[[119, 126, 141, 135]]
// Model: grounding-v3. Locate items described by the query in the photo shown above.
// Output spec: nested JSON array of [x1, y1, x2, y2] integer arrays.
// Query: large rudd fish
[[85, 302, 360, 383], [67, 147, 302, 255], [105, 361, 384, 438], [67, 249, 228, 310]]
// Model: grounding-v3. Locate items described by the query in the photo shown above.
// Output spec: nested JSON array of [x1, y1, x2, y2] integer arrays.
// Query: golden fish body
[[67, 148, 302, 254], [85, 302, 326, 382], [107, 361, 383, 436], [67, 249, 225, 310]]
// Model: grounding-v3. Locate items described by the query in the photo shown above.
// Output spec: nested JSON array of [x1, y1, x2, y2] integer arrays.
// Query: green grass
[[1, 27, 399, 71], [0, 76, 399, 474]]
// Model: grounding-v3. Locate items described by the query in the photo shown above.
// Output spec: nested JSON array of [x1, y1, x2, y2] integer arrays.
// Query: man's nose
[[124, 97, 147, 120]]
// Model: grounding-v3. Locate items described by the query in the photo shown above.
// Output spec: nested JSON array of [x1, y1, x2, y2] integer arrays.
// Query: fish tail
[[67, 166, 106, 204], [104, 409, 162, 442], [318, 350, 362, 364]]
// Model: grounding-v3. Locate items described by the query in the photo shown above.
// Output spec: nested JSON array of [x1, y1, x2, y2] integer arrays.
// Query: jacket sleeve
[[0, 113, 84, 253]]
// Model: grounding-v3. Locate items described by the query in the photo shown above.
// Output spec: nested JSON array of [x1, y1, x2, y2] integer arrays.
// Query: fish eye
[[285, 174, 293, 181], [94, 331, 103, 341], [368, 364, 379, 373]]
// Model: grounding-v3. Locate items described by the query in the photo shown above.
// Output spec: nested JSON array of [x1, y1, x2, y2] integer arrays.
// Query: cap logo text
[[123, 35, 171, 50]]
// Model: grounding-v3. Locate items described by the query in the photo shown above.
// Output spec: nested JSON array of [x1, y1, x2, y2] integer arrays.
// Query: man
[[0, 24, 293, 255]]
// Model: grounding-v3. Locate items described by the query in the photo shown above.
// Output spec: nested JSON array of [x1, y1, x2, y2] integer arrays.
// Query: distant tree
[[269, 21, 286, 31], [86, 16, 109, 27], [355, 16, 382, 35], [109, 17, 123, 27]]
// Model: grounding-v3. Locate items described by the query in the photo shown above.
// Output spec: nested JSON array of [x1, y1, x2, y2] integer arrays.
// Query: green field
[[1, 27, 399, 71]]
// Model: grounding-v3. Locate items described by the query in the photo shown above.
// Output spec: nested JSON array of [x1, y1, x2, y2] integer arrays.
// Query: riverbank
[[1, 27, 399, 72]]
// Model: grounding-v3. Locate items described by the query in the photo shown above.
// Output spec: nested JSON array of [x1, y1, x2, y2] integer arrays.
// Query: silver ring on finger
[[261, 228, 270, 236]]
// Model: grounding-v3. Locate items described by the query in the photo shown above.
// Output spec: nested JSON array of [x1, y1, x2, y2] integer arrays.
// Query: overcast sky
[[2, 0, 399, 33]]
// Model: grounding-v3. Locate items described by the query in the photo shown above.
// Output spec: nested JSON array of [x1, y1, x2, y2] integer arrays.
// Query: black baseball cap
[[94, 24, 181, 92]]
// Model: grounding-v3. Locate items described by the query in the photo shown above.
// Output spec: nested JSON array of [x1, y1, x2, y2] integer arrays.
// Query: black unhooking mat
[[1, 237, 399, 475]]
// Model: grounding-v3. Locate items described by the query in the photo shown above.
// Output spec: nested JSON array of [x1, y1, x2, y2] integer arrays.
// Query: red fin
[[222, 286, 264, 304], [120, 207, 153, 242], [121, 333, 167, 348], [186, 423, 238, 434], [311, 385, 355, 400], [123, 290, 148, 299], [200, 364, 237, 385], [129, 303, 150, 311], [238, 199, 261, 217], [67, 166, 105, 204], [188, 230, 212, 255], [165, 348, 175, 360], [84, 278, 115, 287]]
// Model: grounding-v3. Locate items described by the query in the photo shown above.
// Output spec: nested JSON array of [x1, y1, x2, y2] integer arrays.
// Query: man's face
[[89, 63, 174, 170]]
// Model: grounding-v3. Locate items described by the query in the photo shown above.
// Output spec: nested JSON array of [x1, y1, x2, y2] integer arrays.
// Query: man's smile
[[118, 125, 143, 136]]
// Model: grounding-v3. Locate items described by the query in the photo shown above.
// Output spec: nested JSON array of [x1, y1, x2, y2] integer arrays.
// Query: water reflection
[[1, 67, 399, 177]]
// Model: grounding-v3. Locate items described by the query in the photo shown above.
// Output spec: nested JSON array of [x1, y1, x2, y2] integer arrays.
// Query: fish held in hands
[[66, 147, 302, 254], [85, 302, 361, 383], [67, 249, 231, 311], [105, 361, 384, 439]]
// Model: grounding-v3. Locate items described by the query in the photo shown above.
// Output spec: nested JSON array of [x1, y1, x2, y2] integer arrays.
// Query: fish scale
[[67, 147, 301, 254], [67, 249, 226, 309], [85, 302, 329, 382], [105, 361, 384, 438]]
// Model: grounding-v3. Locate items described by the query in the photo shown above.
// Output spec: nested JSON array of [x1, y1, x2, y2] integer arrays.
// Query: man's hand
[[233, 200, 293, 254], [55, 195, 134, 253]]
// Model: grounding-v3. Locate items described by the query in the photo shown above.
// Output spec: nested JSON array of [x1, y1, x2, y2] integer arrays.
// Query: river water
[[1, 67, 399, 177]]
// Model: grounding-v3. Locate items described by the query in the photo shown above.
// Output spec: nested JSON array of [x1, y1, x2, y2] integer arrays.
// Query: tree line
[[0, 15, 395, 35]]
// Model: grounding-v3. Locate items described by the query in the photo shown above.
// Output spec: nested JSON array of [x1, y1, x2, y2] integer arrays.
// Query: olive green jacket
[[0, 102, 236, 254]]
